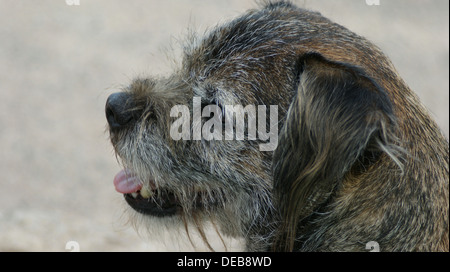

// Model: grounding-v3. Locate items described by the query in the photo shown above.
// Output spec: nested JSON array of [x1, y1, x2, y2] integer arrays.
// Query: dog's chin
[[124, 191, 179, 217], [123, 189, 222, 218]]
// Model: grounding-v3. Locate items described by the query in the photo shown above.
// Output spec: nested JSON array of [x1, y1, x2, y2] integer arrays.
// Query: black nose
[[105, 92, 135, 129]]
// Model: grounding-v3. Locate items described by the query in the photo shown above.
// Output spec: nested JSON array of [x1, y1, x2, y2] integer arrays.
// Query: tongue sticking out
[[113, 169, 142, 194]]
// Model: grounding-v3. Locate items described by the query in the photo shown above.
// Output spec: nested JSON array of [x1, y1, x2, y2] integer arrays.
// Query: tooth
[[140, 186, 153, 199], [131, 192, 138, 199]]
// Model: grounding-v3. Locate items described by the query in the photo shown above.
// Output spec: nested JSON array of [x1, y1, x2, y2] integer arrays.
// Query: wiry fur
[[106, 1, 449, 251]]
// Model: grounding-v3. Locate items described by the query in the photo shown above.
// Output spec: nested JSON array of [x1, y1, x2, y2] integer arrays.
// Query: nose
[[105, 92, 136, 129]]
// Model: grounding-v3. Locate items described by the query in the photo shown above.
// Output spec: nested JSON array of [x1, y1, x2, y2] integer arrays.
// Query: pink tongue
[[113, 169, 142, 194]]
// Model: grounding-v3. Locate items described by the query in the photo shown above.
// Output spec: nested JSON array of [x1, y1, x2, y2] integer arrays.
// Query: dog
[[105, 1, 449, 251]]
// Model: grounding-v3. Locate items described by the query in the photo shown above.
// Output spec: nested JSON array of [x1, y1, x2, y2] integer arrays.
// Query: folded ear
[[272, 53, 401, 251]]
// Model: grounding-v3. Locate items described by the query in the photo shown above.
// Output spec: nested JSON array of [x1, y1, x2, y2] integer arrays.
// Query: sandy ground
[[0, 0, 448, 252]]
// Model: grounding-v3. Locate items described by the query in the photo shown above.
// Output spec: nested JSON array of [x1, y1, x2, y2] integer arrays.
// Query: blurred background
[[0, 0, 448, 251]]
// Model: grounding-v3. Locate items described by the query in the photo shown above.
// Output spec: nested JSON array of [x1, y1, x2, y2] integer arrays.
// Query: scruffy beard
[[110, 149, 257, 251], [111, 155, 275, 252], [109, 122, 277, 252], [120, 205, 246, 251]]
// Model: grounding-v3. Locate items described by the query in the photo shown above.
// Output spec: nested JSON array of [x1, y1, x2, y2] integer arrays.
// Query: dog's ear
[[272, 53, 400, 251]]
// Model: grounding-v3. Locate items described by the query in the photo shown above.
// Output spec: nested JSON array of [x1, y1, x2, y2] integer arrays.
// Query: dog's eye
[[201, 101, 212, 110], [201, 100, 226, 124], [201, 100, 223, 111]]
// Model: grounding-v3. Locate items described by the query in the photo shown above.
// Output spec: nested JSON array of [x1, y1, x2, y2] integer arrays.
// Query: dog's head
[[106, 2, 402, 251]]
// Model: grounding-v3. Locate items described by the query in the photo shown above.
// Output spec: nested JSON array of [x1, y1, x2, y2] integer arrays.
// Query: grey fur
[[106, 1, 449, 251]]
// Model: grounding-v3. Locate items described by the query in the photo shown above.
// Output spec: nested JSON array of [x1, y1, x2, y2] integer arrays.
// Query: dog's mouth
[[113, 169, 179, 217], [113, 169, 211, 217], [124, 190, 179, 217]]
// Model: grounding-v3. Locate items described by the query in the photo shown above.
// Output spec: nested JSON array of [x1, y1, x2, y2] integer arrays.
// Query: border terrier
[[105, 1, 449, 251]]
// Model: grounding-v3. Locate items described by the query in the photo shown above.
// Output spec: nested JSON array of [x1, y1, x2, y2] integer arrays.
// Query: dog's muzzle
[[105, 93, 179, 217]]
